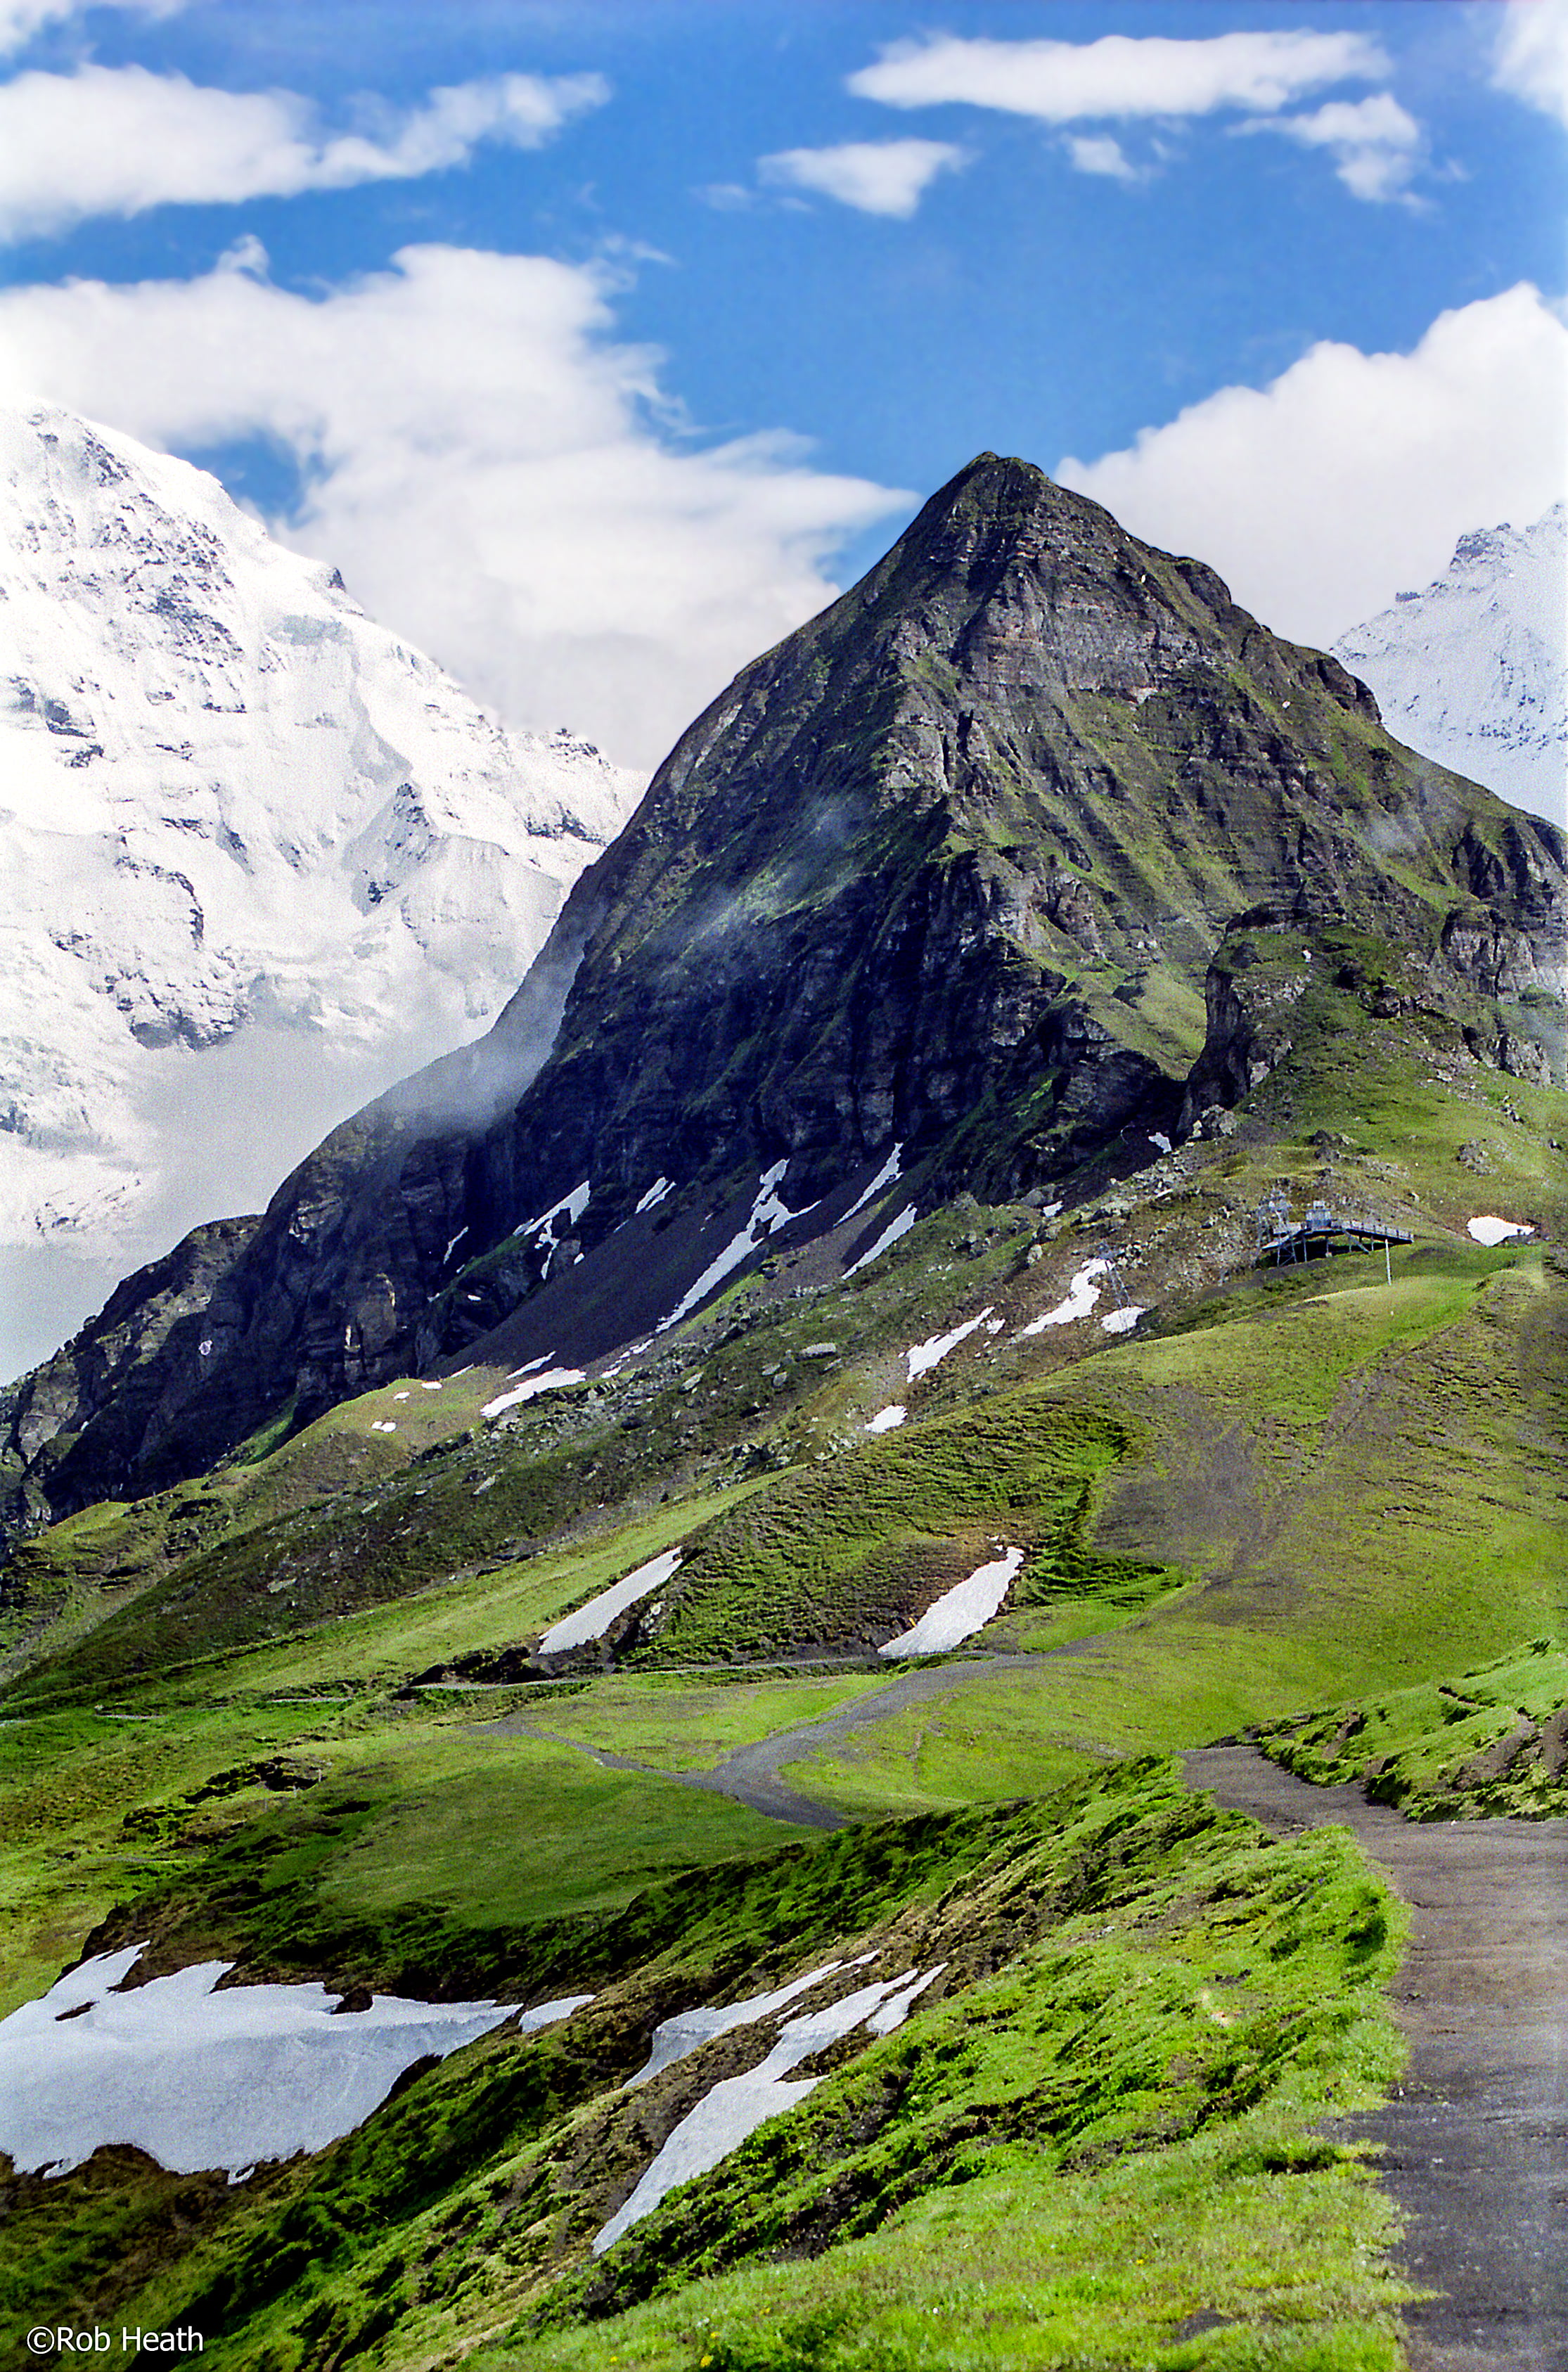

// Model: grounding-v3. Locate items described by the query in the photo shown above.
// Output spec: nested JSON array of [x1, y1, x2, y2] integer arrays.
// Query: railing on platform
[[1252, 1191, 1413, 1277]]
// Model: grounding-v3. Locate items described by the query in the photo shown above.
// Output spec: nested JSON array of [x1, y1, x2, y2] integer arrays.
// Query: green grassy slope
[[1, 1050, 1563, 2368], [6, 1766, 1412, 2372]]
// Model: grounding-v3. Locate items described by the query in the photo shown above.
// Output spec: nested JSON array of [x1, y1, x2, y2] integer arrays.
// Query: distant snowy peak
[[0, 403, 643, 1366], [1332, 504, 1566, 832]]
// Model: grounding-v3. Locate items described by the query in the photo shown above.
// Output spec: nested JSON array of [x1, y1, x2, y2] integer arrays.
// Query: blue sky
[[1, 0, 1563, 763]]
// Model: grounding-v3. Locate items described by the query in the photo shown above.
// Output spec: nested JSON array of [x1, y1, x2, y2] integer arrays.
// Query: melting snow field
[[905, 1308, 994, 1383], [594, 1962, 943, 2255], [1017, 1259, 1106, 1335], [481, 1366, 585, 1421], [1100, 1305, 1148, 1335], [0, 1949, 592, 2177], [840, 1143, 904, 1225], [1467, 1215, 1534, 1246], [880, 1547, 1025, 1658], [866, 1404, 906, 1434], [658, 1161, 819, 1333], [626, 1958, 863, 2091], [844, 1202, 917, 1277], [537, 1548, 684, 1655]]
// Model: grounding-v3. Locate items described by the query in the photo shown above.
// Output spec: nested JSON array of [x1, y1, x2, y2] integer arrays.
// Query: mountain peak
[[5, 452, 1562, 1516], [1332, 501, 1566, 831]]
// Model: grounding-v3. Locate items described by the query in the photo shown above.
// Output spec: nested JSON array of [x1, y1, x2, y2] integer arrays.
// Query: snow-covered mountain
[[1332, 504, 1566, 833], [0, 405, 643, 1379]]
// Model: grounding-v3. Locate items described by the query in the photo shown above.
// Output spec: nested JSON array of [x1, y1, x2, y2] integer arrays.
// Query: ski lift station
[[1254, 1189, 1412, 1279]]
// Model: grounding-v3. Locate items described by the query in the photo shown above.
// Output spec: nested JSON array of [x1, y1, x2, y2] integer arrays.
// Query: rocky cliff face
[[6, 454, 1564, 1527]]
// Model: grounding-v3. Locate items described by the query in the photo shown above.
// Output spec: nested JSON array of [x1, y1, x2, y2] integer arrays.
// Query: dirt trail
[[681, 1652, 1064, 1826], [480, 1653, 1062, 1831], [1185, 1746, 1568, 2372]]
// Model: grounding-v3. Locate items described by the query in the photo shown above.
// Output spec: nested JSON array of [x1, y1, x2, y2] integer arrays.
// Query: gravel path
[[481, 1653, 1060, 1831], [1184, 1746, 1568, 2372], [680, 1652, 1061, 1828]]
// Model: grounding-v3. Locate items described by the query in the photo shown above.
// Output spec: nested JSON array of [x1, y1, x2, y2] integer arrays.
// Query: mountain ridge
[[3, 450, 1563, 1531]]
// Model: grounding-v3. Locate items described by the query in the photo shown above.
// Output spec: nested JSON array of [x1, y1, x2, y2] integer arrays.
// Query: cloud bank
[[0, 243, 905, 767], [0, 63, 607, 240], [848, 29, 1388, 122], [1058, 284, 1568, 646]]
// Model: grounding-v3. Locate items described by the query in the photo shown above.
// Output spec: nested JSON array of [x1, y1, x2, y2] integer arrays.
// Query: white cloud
[[1245, 93, 1423, 203], [0, 63, 607, 241], [0, 0, 182, 57], [1057, 284, 1568, 646], [847, 29, 1388, 122], [695, 181, 756, 212], [1064, 134, 1141, 184], [758, 138, 965, 218], [1493, 0, 1568, 129], [0, 243, 905, 767]]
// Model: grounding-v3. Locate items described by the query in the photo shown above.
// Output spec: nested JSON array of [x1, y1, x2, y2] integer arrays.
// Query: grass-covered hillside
[[6, 1764, 1413, 2372], [1, 1044, 1564, 2369]]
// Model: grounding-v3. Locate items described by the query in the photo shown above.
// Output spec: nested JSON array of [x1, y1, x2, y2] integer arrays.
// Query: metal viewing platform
[[1254, 1188, 1413, 1275]]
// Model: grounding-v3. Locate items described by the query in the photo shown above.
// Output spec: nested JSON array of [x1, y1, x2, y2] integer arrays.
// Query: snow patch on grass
[[1467, 1214, 1533, 1245], [538, 1547, 684, 1655], [906, 1307, 993, 1383], [1100, 1305, 1148, 1335], [0, 1950, 591, 2178], [626, 1958, 860, 2092], [1017, 1260, 1106, 1335], [481, 1366, 584, 1420], [866, 1405, 906, 1434], [594, 1963, 942, 2256], [880, 1547, 1025, 1658]]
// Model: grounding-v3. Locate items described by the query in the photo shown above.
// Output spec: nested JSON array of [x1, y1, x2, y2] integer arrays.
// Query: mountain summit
[[5, 452, 1564, 1520]]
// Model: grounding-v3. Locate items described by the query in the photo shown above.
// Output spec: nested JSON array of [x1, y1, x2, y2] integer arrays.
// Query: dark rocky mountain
[[4, 453, 1564, 1531]]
